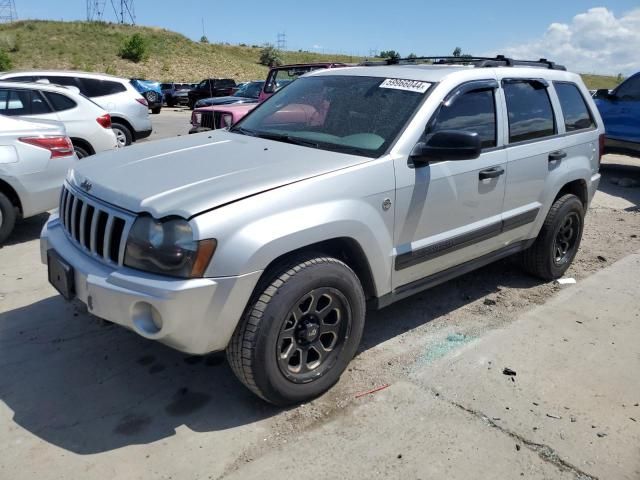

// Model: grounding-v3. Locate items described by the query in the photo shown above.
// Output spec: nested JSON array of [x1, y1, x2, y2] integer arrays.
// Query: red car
[[189, 62, 346, 133]]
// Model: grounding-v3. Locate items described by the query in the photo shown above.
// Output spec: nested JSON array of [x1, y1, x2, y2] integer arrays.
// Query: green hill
[[0, 20, 624, 89]]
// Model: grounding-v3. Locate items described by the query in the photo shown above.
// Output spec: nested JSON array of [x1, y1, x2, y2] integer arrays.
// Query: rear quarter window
[[553, 82, 595, 132], [43, 91, 78, 112], [79, 78, 126, 97], [504, 80, 556, 143]]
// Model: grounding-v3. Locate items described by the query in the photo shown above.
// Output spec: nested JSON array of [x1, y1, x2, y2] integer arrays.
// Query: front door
[[393, 81, 507, 289]]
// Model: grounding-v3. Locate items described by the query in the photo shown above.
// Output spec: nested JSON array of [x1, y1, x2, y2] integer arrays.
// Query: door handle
[[548, 151, 567, 162], [479, 166, 505, 180]]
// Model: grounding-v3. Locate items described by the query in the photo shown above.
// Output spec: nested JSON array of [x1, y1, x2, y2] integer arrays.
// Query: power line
[[0, 0, 17, 23], [109, 0, 135, 24], [277, 32, 286, 51], [86, 0, 106, 21]]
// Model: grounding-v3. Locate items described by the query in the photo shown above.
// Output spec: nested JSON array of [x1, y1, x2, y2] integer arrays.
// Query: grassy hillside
[[0, 20, 360, 82], [0, 20, 623, 89]]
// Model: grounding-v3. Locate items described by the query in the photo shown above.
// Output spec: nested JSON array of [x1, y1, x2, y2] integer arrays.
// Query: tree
[[200, 35, 209, 44], [452, 47, 462, 57], [407, 53, 418, 59], [259, 44, 282, 66], [616, 73, 624, 83], [118, 33, 148, 63], [379, 50, 401, 59], [0, 49, 12, 70]]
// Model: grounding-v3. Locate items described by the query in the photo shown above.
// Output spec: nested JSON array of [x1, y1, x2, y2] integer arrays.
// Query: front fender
[[191, 159, 396, 297]]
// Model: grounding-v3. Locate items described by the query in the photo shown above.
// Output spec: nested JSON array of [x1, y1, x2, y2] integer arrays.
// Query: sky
[[10, 1, 640, 75]]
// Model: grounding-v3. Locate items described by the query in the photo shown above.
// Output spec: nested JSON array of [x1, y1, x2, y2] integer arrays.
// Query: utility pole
[[110, 0, 135, 24], [0, 0, 17, 23], [277, 32, 286, 51]]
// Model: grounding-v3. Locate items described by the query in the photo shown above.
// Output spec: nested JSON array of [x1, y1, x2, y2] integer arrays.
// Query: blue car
[[594, 72, 640, 157], [130, 78, 164, 115]]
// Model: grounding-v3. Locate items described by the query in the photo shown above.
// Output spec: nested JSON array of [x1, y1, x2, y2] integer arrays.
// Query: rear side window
[[2, 75, 36, 82], [79, 79, 126, 97], [504, 80, 556, 143], [428, 89, 497, 148], [0, 89, 51, 115], [215, 79, 236, 88], [44, 91, 77, 112], [45, 76, 82, 89], [554, 82, 595, 132], [614, 75, 640, 101]]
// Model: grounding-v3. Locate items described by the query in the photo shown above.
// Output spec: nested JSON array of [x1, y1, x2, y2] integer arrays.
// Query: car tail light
[[136, 97, 148, 107], [598, 133, 605, 168], [96, 114, 112, 129], [20, 136, 75, 158]]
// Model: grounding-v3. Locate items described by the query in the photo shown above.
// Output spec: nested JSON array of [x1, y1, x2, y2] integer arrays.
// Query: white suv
[[0, 81, 118, 158], [41, 56, 604, 405], [0, 71, 152, 147]]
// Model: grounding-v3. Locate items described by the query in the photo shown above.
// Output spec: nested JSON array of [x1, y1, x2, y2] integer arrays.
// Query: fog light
[[131, 302, 163, 336]]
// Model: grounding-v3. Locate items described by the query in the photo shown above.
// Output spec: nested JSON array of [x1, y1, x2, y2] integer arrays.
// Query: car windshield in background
[[233, 75, 430, 157], [234, 82, 263, 99]]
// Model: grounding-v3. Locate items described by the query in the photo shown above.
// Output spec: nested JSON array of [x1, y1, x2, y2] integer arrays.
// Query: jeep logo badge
[[80, 179, 92, 192]]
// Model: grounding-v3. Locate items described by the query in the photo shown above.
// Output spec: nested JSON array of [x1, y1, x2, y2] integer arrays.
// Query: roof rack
[[360, 55, 566, 71]]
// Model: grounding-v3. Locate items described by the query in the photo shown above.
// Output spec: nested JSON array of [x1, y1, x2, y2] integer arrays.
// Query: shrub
[[0, 49, 13, 70], [259, 44, 282, 66], [200, 35, 209, 44], [118, 33, 148, 63]]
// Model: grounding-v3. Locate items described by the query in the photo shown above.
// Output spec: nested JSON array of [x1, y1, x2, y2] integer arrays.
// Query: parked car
[[0, 81, 118, 158], [161, 82, 192, 107], [594, 72, 640, 156], [187, 78, 237, 109], [0, 71, 152, 147], [0, 115, 76, 243], [41, 57, 603, 406], [190, 103, 257, 133], [194, 81, 264, 108], [130, 78, 163, 115]]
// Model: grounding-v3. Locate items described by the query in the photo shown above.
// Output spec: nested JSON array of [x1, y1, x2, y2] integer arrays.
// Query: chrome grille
[[59, 185, 134, 266]]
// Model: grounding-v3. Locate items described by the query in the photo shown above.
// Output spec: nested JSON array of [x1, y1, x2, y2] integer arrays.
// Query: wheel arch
[[69, 137, 95, 156], [554, 178, 588, 208], [109, 116, 135, 141], [0, 178, 22, 215]]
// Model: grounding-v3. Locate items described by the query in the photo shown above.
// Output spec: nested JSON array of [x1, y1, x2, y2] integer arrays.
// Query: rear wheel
[[0, 192, 17, 245], [520, 194, 584, 280], [111, 122, 133, 147], [151, 106, 162, 115], [227, 256, 366, 406], [73, 145, 90, 159]]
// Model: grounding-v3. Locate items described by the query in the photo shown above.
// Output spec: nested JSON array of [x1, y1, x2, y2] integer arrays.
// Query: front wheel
[[0, 191, 17, 245], [227, 256, 366, 406], [520, 194, 584, 280]]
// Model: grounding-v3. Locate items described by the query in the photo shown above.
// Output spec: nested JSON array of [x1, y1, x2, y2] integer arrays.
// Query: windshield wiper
[[253, 132, 319, 148], [230, 126, 257, 136]]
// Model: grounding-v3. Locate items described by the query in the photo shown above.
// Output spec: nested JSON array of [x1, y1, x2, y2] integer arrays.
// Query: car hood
[[198, 96, 258, 106], [69, 130, 369, 218]]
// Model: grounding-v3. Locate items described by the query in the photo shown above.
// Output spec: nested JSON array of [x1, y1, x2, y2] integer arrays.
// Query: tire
[[151, 106, 162, 115], [73, 145, 90, 159], [167, 96, 176, 108], [111, 122, 133, 147], [0, 191, 17, 245], [227, 255, 366, 406], [520, 194, 584, 280], [145, 91, 158, 104]]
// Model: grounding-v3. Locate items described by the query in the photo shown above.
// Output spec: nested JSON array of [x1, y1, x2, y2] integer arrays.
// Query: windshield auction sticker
[[379, 78, 431, 93]]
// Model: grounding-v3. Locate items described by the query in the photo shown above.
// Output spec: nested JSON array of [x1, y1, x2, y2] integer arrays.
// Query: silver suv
[[0, 70, 152, 147], [41, 56, 604, 405]]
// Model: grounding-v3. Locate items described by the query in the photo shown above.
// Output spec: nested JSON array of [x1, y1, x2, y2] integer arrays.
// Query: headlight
[[192, 112, 202, 126], [124, 216, 216, 278]]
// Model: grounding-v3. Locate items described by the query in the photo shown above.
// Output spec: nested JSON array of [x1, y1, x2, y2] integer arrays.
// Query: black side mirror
[[410, 130, 482, 166], [595, 88, 613, 99]]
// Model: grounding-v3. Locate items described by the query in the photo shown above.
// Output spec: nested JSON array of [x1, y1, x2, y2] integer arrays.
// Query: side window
[[427, 88, 497, 148], [554, 82, 595, 132], [30, 90, 52, 114], [43, 92, 77, 112], [79, 79, 126, 97], [2, 76, 36, 82], [504, 81, 556, 143], [1, 90, 30, 115], [46, 76, 81, 89], [614, 75, 640, 101]]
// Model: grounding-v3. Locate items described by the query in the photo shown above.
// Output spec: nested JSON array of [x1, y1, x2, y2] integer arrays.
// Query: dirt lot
[[0, 111, 639, 479]]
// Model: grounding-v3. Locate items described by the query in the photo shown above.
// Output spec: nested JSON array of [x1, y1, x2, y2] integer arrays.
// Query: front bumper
[[41, 214, 262, 354]]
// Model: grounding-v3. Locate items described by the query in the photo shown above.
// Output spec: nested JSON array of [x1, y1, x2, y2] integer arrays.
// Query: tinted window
[[30, 90, 52, 114], [45, 76, 81, 89], [2, 75, 36, 82], [615, 75, 640, 101], [160, 83, 172, 90], [44, 91, 77, 111], [215, 79, 236, 88], [79, 79, 126, 97], [554, 82, 595, 132], [0, 89, 29, 115], [504, 81, 556, 143], [428, 89, 496, 148]]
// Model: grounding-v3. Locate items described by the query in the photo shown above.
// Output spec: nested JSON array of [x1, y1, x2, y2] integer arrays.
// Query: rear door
[[602, 74, 640, 144], [0, 88, 59, 121], [500, 78, 566, 245], [393, 80, 508, 288]]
